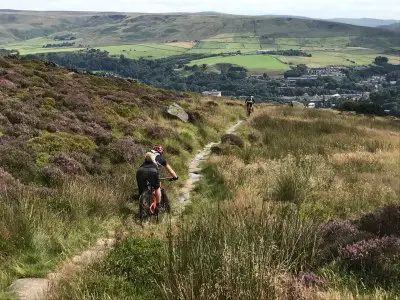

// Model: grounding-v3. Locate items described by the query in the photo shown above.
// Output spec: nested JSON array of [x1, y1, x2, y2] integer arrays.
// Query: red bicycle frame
[[149, 181, 163, 214]]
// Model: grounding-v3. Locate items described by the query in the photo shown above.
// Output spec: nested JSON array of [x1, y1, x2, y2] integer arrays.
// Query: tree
[[374, 56, 389, 65]]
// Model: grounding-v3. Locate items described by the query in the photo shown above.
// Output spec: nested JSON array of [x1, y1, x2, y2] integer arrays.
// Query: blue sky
[[1, 0, 400, 19]]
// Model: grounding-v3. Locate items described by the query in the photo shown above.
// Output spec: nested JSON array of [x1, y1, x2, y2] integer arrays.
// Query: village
[[203, 63, 398, 111]]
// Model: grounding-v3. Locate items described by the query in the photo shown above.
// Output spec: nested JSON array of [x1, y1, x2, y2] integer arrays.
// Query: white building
[[202, 89, 222, 97]]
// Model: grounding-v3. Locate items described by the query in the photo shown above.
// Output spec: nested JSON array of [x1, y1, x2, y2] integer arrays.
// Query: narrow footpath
[[9, 119, 244, 300]]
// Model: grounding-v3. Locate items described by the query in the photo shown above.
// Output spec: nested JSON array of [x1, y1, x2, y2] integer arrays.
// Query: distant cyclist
[[245, 95, 255, 115], [136, 145, 178, 208]]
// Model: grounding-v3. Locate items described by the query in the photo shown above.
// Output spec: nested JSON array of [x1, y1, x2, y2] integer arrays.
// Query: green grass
[[97, 43, 187, 59], [276, 51, 400, 67], [42, 105, 400, 299], [188, 54, 290, 72]]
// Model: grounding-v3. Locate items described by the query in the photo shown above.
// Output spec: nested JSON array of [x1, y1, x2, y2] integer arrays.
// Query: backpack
[[144, 150, 161, 168]]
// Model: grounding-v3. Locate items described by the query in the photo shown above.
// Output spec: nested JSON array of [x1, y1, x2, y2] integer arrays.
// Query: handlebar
[[160, 177, 179, 182]]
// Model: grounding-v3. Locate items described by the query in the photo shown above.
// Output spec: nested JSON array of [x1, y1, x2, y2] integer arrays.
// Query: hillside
[[52, 106, 400, 299], [380, 22, 400, 32], [1, 10, 399, 48], [0, 55, 243, 298], [329, 18, 399, 27]]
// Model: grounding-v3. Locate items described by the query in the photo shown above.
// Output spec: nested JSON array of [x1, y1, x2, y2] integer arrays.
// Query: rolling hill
[[380, 22, 400, 32], [1, 10, 399, 49], [329, 18, 399, 27]]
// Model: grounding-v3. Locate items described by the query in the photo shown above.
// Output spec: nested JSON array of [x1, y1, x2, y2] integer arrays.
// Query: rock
[[0, 78, 16, 89], [166, 103, 189, 123], [9, 278, 50, 300]]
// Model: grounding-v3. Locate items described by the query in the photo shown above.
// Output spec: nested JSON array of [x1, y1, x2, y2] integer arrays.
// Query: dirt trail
[[8, 119, 244, 300]]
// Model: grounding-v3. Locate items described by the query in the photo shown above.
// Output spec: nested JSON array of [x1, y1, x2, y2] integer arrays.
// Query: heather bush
[[0, 143, 37, 183], [358, 205, 400, 237], [49, 154, 86, 175], [106, 138, 146, 164], [41, 165, 65, 186], [339, 237, 400, 283], [221, 133, 244, 148], [316, 220, 373, 264]]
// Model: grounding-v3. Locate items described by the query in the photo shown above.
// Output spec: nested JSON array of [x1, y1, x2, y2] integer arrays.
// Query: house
[[202, 89, 222, 97]]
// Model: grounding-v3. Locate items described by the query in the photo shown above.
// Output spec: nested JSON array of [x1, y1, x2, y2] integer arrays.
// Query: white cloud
[[1, 0, 400, 19]]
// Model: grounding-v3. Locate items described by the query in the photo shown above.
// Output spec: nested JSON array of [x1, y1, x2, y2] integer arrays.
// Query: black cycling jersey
[[136, 154, 168, 195]]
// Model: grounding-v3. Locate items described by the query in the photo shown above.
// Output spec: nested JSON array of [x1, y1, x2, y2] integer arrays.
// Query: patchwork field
[[188, 55, 290, 73], [2, 33, 398, 73]]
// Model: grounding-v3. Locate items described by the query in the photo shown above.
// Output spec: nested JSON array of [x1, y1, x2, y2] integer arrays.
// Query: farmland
[[1, 12, 399, 74], [188, 55, 290, 73], [5, 37, 398, 74]]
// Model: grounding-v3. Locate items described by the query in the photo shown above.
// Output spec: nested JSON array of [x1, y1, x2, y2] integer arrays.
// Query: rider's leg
[[136, 168, 147, 196], [154, 187, 161, 203]]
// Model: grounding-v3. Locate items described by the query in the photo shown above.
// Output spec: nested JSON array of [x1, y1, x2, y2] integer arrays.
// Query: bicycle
[[138, 177, 177, 222], [246, 103, 254, 116]]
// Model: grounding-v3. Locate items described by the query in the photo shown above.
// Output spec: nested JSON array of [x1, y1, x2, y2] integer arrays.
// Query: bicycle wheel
[[161, 189, 171, 213], [139, 190, 152, 221]]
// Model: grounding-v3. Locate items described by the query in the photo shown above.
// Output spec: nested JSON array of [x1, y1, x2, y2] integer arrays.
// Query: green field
[[277, 51, 400, 67], [188, 54, 290, 72], [2, 32, 399, 74], [97, 43, 187, 59], [3, 37, 84, 55]]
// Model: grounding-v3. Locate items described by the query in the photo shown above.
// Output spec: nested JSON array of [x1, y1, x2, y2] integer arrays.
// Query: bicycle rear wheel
[[139, 190, 152, 222]]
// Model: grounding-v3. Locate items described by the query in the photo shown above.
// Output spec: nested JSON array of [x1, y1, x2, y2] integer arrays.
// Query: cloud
[[2, 0, 400, 19]]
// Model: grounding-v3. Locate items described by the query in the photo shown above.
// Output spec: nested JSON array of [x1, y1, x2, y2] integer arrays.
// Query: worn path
[[9, 119, 244, 300]]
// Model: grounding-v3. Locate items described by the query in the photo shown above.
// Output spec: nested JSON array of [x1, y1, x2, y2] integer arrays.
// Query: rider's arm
[[165, 163, 177, 178]]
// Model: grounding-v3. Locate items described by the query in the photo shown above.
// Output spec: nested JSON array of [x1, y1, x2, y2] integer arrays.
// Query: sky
[[1, 0, 400, 19]]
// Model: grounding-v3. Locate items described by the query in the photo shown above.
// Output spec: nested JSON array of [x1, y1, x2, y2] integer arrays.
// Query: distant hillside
[[380, 22, 400, 32], [329, 18, 399, 27], [0, 10, 399, 49]]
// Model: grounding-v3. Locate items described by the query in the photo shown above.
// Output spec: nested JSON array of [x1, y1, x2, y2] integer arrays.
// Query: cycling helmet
[[153, 145, 164, 155]]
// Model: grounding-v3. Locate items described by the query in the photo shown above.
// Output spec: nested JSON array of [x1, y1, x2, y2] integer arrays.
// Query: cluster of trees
[[27, 50, 283, 99], [283, 64, 309, 78], [26, 51, 400, 109], [260, 50, 312, 57], [42, 42, 76, 48], [339, 101, 386, 115], [0, 48, 19, 55], [54, 35, 76, 41], [345, 57, 400, 80]]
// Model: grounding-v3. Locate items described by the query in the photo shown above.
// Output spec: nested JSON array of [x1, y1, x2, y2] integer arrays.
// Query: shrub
[[29, 132, 97, 154], [0, 144, 37, 183], [145, 125, 172, 139], [221, 134, 244, 148], [49, 154, 86, 175], [358, 205, 400, 237], [106, 138, 146, 164], [339, 237, 400, 282], [41, 165, 65, 186], [317, 220, 372, 264], [247, 132, 260, 143], [211, 145, 224, 155]]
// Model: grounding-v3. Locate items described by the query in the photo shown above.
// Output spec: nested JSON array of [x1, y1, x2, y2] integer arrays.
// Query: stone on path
[[9, 278, 50, 300]]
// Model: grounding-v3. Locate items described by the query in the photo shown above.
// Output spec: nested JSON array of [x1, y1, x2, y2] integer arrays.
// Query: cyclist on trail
[[245, 95, 255, 111], [136, 145, 178, 208]]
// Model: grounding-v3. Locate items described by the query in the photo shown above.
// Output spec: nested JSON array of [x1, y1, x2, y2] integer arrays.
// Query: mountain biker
[[245, 95, 255, 111], [136, 145, 178, 208]]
